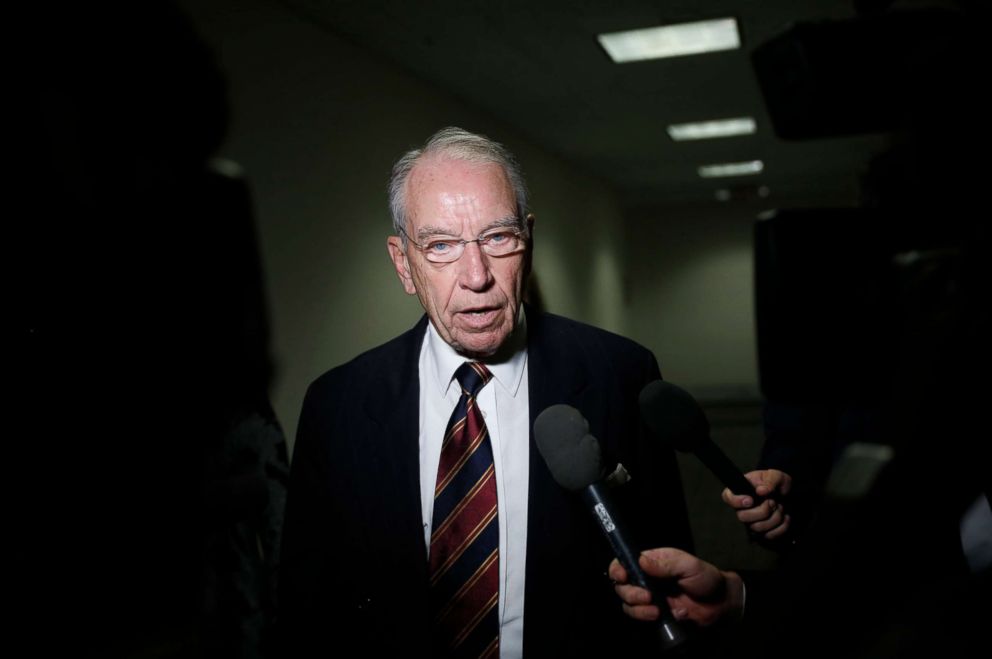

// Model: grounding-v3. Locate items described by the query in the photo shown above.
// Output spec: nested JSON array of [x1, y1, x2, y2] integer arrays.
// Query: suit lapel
[[361, 316, 430, 568], [523, 310, 602, 654]]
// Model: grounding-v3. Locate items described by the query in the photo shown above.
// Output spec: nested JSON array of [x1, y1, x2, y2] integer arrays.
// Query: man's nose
[[457, 241, 493, 291]]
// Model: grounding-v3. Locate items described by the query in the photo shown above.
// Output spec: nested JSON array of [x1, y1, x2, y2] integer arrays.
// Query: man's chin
[[452, 338, 502, 359], [449, 328, 509, 359]]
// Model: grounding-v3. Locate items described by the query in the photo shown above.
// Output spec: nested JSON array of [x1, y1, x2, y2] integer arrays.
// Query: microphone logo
[[593, 503, 616, 532]]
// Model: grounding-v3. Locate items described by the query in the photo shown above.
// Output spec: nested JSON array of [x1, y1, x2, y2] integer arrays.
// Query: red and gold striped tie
[[429, 362, 499, 658]]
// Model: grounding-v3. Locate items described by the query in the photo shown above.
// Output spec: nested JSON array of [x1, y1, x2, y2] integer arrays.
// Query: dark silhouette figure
[[16, 2, 287, 656], [739, 3, 991, 656]]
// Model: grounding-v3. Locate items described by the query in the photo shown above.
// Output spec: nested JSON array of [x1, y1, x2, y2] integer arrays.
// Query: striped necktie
[[429, 361, 500, 658]]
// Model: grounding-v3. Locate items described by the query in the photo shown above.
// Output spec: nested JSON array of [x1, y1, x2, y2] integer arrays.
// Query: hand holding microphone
[[534, 404, 689, 652], [609, 548, 744, 629], [720, 469, 792, 540], [638, 381, 791, 541]]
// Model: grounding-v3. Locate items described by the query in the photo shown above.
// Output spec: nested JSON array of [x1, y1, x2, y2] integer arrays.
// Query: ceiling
[[279, 0, 963, 211]]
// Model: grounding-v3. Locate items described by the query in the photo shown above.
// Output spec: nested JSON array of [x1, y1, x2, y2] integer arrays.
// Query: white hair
[[388, 126, 530, 237]]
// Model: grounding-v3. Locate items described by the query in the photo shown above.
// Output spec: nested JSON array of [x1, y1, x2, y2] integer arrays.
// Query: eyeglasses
[[399, 225, 528, 263]]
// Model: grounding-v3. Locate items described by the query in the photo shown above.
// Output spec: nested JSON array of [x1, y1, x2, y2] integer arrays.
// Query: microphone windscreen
[[533, 404, 603, 491], [638, 380, 710, 452]]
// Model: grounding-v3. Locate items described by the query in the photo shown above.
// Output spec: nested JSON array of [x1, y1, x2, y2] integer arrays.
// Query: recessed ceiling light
[[668, 117, 756, 141], [698, 160, 764, 178], [598, 18, 741, 63]]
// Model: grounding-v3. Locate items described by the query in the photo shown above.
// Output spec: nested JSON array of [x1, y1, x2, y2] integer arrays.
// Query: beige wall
[[625, 205, 760, 402], [182, 0, 629, 450]]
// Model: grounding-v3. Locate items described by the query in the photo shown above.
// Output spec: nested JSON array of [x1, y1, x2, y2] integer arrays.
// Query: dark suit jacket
[[278, 310, 692, 657]]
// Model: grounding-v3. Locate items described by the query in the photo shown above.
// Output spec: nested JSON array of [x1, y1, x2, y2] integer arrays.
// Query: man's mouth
[[457, 306, 502, 327]]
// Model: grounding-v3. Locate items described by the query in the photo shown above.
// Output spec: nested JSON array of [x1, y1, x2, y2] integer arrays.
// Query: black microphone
[[638, 380, 759, 501], [533, 404, 689, 652]]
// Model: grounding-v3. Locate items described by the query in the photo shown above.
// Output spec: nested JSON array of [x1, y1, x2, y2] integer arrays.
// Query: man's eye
[[426, 240, 457, 253], [484, 231, 512, 244]]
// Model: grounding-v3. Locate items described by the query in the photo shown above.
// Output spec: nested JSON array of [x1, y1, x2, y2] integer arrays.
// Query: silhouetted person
[[17, 2, 287, 656], [688, 4, 992, 657], [726, 2, 987, 549]]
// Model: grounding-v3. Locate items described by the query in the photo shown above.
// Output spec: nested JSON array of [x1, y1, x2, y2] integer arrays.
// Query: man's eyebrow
[[484, 215, 524, 231], [416, 215, 521, 241], [416, 225, 459, 241]]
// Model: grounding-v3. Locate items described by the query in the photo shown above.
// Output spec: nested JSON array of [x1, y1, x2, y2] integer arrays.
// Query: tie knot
[[455, 362, 492, 398]]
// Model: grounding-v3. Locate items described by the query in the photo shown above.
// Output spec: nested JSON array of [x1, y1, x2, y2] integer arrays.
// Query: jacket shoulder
[[532, 311, 659, 372], [306, 318, 426, 396]]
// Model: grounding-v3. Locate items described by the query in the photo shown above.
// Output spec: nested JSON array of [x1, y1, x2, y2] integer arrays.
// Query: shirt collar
[[426, 307, 528, 398]]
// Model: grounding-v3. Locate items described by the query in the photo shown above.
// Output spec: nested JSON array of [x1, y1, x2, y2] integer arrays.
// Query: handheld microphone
[[534, 404, 689, 652], [638, 380, 759, 501]]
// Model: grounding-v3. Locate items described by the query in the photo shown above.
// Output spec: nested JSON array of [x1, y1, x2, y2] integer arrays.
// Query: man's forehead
[[407, 157, 516, 226], [409, 155, 508, 188]]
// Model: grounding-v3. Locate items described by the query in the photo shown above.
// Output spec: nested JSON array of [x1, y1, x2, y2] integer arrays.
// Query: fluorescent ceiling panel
[[668, 117, 756, 141], [598, 18, 740, 63], [698, 160, 764, 178]]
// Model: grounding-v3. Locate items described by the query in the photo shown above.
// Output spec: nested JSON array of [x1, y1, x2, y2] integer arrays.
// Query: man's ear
[[386, 236, 417, 295], [523, 213, 536, 278]]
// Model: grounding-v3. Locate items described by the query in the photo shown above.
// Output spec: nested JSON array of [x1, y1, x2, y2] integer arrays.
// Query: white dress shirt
[[418, 315, 530, 659]]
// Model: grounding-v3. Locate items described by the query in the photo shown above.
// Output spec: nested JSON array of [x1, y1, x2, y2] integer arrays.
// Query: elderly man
[[279, 127, 692, 658]]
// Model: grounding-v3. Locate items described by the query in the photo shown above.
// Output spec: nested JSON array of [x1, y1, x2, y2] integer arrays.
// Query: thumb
[[639, 548, 693, 581], [721, 486, 754, 509]]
